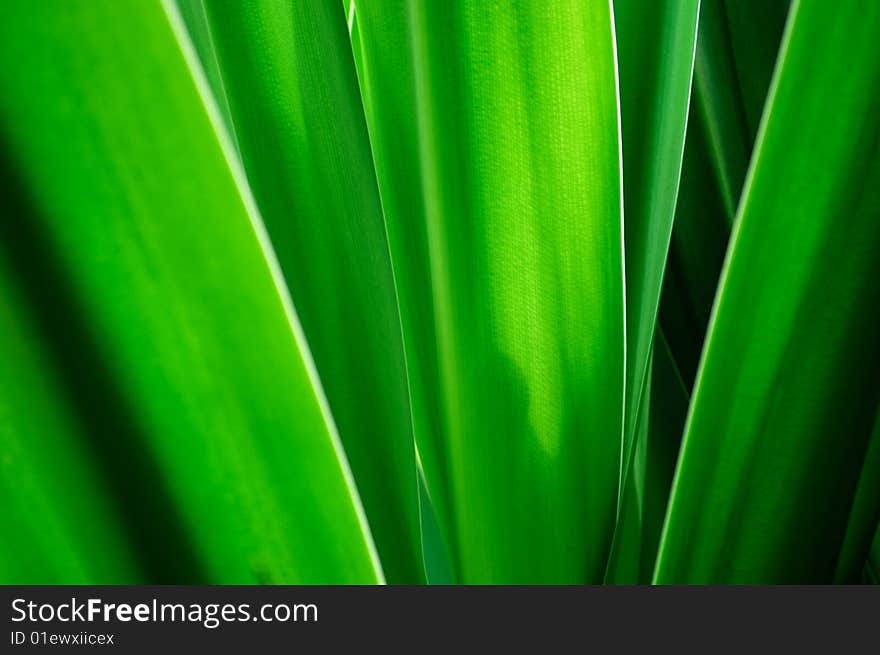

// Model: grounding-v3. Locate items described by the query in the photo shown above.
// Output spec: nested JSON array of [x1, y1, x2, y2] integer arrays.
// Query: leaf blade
[[655, 0, 880, 583], [197, 0, 423, 584], [0, 0, 381, 584], [356, 1, 625, 582], [613, 0, 699, 493]]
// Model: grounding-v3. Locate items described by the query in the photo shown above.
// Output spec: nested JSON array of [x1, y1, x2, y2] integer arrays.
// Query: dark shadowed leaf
[[655, 1, 880, 582]]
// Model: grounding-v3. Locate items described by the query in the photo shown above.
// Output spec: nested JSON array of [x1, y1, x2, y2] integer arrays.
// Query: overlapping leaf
[[181, 0, 423, 584], [355, 1, 624, 582], [0, 0, 381, 584], [660, 0, 790, 386], [605, 0, 699, 580], [655, 0, 880, 582], [0, 0, 877, 587], [613, 0, 699, 486]]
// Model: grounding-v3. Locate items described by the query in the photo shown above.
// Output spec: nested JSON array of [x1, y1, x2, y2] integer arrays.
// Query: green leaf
[[174, 0, 237, 146], [0, 265, 143, 583], [0, 0, 381, 584], [691, 0, 790, 221], [604, 358, 652, 584], [192, 0, 423, 584], [348, 1, 458, 573], [605, 0, 699, 583], [718, 0, 791, 144], [658, 108, 731, 387], [355, 1, 625, 582], [613, 0, 699, 490], [604, 327, 691, 583], [660, 0, 790, 388], [417, 467, 455, 585], [654, 0, 880, 582], [639, 328, 689, 582]]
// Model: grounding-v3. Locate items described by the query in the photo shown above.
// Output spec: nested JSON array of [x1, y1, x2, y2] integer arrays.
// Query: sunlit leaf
[[187, 0, 423, 584], [355, 1, 624, 582], [0, 0, 381, 584]]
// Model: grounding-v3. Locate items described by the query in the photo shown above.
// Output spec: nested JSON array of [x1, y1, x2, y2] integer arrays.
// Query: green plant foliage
[[0, 269, 142, 583], [0, 0, 877, 585], [660, 0, 790, 388], [604, 0, 699, 581], [640, 329, 690, 582], [655, 0, 880, 582], [0, 0, 381, 584], [613, 0, 698, 485], [348, 1, 462, 578], [180, 0, 423, 585], [355, 2, 625, 583]]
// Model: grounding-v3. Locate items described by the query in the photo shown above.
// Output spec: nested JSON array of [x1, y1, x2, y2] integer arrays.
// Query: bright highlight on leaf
[[0, 0, 877, 585]]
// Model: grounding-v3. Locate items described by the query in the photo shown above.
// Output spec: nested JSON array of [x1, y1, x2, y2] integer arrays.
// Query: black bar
[[1, 586, 876, 651]]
